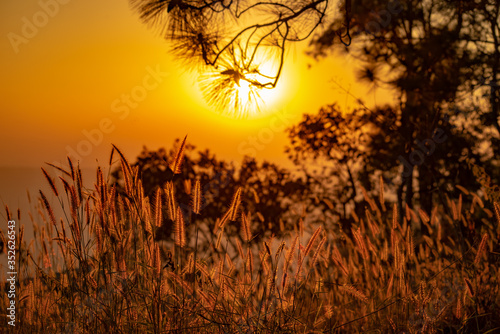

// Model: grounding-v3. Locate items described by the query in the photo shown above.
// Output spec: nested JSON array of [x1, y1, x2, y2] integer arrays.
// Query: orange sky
[[0, 0, 390, 173]]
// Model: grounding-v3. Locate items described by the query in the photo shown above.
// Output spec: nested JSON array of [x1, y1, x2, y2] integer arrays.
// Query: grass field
[[1, 145, 499, 333]]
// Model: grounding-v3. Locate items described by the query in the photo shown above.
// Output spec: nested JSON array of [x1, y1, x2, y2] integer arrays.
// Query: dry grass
[[1, 147, 500, 333]]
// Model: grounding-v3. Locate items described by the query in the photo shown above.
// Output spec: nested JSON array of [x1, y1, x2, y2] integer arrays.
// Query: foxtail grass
[[1, 146, 499, 333]]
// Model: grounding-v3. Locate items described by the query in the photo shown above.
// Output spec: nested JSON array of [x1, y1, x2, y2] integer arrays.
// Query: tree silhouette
[[129, 0, 500, 234], [286, 103, 486, 237], [306, 0, 499, 225], [130, 0, 332, 117], [111, 140, 311, 249], [465, 1, 500, 158]]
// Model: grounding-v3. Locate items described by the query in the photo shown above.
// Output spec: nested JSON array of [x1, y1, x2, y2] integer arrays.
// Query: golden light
[[231, 77, 263, 118], [198, 52, 289, 119], [235, 79, 252, 105]]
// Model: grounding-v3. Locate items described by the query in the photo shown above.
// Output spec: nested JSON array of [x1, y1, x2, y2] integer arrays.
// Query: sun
[[198, 53, 289, 119], [235, 80, 252, 104], [231, 77, 271, 118]]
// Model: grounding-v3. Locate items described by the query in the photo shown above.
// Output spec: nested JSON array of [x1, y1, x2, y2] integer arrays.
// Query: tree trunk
[[418, 164, 434, 235]]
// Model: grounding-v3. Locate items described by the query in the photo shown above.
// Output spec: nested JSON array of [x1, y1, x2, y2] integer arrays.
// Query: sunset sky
[[0, 0, 389, 213]]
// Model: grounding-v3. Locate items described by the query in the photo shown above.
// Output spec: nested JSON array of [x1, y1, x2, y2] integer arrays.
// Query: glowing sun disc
[[198, 53, 290, 119]]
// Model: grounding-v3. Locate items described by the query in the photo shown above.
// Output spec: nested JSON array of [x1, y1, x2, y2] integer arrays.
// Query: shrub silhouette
[[2, 142, 499, 332]]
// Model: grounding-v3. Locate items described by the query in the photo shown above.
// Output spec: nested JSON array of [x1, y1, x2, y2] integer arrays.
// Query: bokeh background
[[0, 0, 386, 216]]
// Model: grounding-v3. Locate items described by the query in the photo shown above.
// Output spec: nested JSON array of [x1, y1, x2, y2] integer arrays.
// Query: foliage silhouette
[[129, 0, 500, 238], [111, 140, 311, 246], [303, 0, 500, 231], [130, 0, 332, 116]]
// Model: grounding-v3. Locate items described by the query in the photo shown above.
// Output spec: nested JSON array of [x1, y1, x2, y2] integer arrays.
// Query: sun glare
[[233, 78, 262, 117], [235, 80, 252, 103], [197, 47, 290, 120], [228, 76, 287, 119]]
